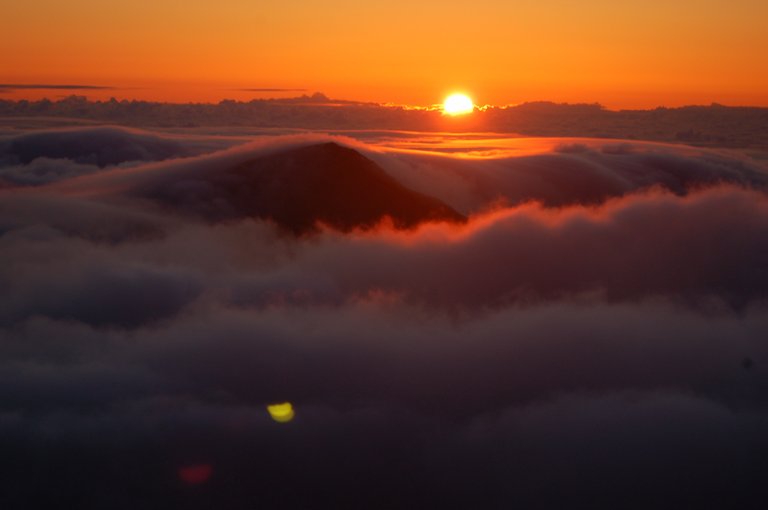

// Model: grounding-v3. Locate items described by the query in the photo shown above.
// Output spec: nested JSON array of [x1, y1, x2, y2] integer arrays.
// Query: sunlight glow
[[443, 93, 474, 116]]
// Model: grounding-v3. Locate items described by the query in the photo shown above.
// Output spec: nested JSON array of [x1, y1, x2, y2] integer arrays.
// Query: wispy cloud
[[0, 83, 115, 93], [236, 88, 308, 92]]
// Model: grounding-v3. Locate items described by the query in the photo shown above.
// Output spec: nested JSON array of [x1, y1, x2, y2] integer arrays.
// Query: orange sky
[[2, 0, 767, 108]]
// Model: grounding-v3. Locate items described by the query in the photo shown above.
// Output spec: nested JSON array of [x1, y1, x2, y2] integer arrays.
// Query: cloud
[[0, 126, 211, 169], [367, 143, 768, 213], [283, 185, 768, 310], [0, 127, 238, 186], [2, 129, 768, 507], [2, 99, 767, 159], [0, 157, 103, 186], [236, 88, 309, 92], [1, 302, 767, 508], [0, 84, 115, 92]]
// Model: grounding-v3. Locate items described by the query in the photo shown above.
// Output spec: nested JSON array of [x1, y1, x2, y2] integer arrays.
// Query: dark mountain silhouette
[[137, 142, 466, 232]]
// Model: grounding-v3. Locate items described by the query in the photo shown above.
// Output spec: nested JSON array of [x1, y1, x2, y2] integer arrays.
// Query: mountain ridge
[[135, 141, 466, 233]]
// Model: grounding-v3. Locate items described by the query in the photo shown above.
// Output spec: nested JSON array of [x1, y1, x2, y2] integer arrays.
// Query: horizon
[[3, 88, 768, 111]]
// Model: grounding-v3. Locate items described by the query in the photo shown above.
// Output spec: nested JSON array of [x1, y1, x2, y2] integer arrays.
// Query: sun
[[443, 93, 474, 115]]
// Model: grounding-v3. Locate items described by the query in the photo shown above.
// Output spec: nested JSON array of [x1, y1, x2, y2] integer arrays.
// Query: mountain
[[136, 142, 466, 233]]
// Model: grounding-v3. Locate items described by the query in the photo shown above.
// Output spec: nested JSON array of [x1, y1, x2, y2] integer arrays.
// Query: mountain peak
[[137, 142, 466, 233]]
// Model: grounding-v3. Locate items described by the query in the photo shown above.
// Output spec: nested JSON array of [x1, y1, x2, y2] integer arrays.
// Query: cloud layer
[[1, 128, 768, 508]]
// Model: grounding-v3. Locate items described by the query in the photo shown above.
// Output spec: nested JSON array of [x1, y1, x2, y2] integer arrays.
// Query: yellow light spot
[[443, 93, 474, 116], [267, 402, 295, 423]]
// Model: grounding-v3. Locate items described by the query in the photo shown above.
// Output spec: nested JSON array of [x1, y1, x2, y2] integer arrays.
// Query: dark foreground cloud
[[1, 130, 768, 508], [1, 126, 189, 167], [0, 127, 232, 186], [1, 303, 768, 509]]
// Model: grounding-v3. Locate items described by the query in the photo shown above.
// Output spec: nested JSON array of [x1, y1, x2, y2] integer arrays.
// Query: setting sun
[[443, 93, 474, 115]]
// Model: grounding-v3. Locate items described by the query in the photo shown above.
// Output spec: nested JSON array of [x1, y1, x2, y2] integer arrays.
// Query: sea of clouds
[[1, 126, 768, 508]]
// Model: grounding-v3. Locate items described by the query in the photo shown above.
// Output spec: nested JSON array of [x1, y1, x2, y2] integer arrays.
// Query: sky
[[2, 0, 768, 108]]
